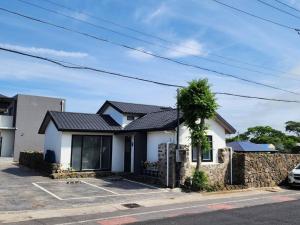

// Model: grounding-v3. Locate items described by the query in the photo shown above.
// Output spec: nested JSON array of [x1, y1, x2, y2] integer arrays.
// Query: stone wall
[[158, 143, 231, 187], [233, 153, 300, 187], [201, 149, 231, 186]]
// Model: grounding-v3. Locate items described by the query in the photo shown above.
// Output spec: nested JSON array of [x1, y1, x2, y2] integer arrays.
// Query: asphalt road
[[131, 199, 300, 225]]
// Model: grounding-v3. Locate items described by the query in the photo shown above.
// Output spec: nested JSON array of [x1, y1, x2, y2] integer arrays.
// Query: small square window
[[127, 115, 135, 121]]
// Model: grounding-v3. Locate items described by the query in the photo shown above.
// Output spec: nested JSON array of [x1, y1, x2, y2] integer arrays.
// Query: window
[[192, 135, 213, 162], [71, 135, 112, 171], [127, 115, 135, 121]]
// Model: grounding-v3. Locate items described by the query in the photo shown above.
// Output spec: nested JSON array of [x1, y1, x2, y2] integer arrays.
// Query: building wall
[[47, 130, 123, 171], [14, 94, 64, 161], [0, 129, 15, 157], [146, 119, 227, 164], [102, 106, 124, 126], [178, 119, 226, 164], [0, 115, 14, 128], [147, 131, 175, 162], [44, 120, 62, 162]]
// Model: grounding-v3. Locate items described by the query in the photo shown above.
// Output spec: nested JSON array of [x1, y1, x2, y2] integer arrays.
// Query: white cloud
[[0, 43, 88, 58], [144, 4, 169, 23], [71, 12, 89, 21], [127, 47, 154, 61], [166, 39, 206, 58]]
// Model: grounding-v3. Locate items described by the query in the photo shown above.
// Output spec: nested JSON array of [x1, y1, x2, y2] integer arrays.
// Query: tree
[[178, 79, 218, 170], [286, 121, 300, 137], [226, 125, 298, 152]]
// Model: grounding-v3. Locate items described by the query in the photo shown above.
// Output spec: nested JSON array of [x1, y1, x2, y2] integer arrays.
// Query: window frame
[[70, 135, 113, 171], [191, 135, 213, 163]]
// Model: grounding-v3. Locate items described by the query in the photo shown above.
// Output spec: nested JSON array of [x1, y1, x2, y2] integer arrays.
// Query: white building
[[39, 101, 236, 173]]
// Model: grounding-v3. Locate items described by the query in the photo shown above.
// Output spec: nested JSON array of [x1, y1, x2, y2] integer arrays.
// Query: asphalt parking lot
[[0, 160, 180, 212]]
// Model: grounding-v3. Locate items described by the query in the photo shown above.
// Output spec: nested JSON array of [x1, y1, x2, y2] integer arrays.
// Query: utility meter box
[[176, 149, 187, 162]]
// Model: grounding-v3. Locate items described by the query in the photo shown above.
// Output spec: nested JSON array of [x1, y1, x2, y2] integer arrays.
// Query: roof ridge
[[107, 100, 171, 108], [49, 111, 99, 116]]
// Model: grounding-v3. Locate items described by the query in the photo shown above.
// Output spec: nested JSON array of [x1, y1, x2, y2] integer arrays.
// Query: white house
[[38, 101, 236, 174]]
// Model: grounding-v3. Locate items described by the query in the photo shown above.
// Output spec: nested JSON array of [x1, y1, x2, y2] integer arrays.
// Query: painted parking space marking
[[122, 178, 160, 189], [32, 182, 63, 200], [32, 179, 168, 201], [97, 216, 137, 225], [54, 191, 300, 225], [81, 180, 120, 195]]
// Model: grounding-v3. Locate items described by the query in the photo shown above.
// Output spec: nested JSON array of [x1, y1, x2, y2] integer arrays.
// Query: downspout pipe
[[166, 142, 170, 187], [229, 147, 233, 185]]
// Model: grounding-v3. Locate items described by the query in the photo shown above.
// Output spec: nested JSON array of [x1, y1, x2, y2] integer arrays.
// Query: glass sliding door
[[82, 136, 101, 170], [71, 135, 112, 171], [71, 136, 82, 171], [100, 136, 112, 170]]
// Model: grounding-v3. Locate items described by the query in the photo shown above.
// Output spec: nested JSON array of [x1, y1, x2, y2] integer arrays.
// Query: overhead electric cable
[[1, 46, 300, 104], [0, 7, 299, 95], [18, 0, 300, 82], [274, 0, 300, 14], [40, 0, 300, 77], [211, 0, 299, 31], [256, 0, 300, 21]]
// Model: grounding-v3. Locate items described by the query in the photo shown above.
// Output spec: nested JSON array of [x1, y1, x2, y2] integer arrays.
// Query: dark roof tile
[[39, 111, 121, 133]]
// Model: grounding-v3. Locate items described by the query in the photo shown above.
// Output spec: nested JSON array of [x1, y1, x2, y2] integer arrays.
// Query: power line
[[17, 0, 300, 82], [41, 0, 300, 78], [256, 0, 300, 21], [1, 46, 300, 104], [274, 0, 300, 14], [1, 7, 299, 96], [211, 0, 298, 31]]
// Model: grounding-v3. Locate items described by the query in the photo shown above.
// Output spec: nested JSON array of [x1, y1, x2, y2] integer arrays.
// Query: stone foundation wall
[[233, 153, 300, 187]]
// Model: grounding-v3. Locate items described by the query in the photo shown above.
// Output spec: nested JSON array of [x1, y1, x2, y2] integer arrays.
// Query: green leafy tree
[[178, 79, 218, 170], [286, 121, 300, 137], [227, 125, 298, 152]]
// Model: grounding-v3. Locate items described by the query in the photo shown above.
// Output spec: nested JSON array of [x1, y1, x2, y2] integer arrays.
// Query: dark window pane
[[101, 136, 112, 170], [71, 136, 82, 171], [192, 146, 197, 162], [202, 135, 213, 161], [82, 136, 100, 170], [127, 115, 134, 120]]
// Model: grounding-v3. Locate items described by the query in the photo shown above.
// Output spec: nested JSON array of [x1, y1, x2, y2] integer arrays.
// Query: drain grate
[[122, 203, 141, 208]]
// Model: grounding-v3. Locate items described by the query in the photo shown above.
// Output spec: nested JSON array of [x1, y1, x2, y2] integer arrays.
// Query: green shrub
[[192, 170, 208, 191], [183, 176, 192, 191]]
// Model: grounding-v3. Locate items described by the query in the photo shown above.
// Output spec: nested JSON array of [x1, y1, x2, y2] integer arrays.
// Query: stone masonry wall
[[233, 153, 300, 187], [158, 143, 231, 187]]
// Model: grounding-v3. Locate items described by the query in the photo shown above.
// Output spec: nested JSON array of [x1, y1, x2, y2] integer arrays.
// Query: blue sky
[[1, 0, 300, 133]]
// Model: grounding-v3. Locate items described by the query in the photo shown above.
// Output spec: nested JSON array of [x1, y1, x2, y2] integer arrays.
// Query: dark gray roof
[[97, 100, 172, 115], [39, 111, 122, 134], [0, 94, 8, 98], [123, 109, 180, 132], [227, 141, 277, 152]]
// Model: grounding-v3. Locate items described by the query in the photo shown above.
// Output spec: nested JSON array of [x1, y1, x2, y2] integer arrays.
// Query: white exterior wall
[[147, 131, 176, 162], [0, 129, 15, 157], [44, 125, 124, 171], [44, 121, 62, 162], [103, 106, 124, 126], [178, 119, 226, 164], [145, 119, 227, 164]]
